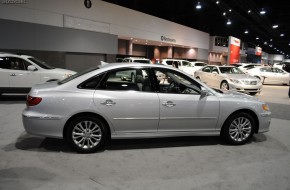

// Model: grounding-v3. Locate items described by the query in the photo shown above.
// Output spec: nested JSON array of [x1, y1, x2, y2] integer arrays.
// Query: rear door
[[94, 67, 159, 133]]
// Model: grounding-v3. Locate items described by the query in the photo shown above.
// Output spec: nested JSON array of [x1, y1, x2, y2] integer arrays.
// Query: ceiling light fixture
[[280, 33, 284, 37], [244, 30, 248, 34], [216, 1, 219, 4], [196, 2, 202, 9], [272, 25, 279, 28], [256, 37, 259, 40], [260, 8, 266, 15], [223, 12, 226, 16], [248, 10, 251, 14], [229, 9, 232, 12], [226, 19, 231, 25]]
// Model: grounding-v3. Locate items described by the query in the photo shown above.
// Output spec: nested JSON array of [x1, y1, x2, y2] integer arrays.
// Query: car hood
[[224, 74, 258, 80], [219, 90, 259, 101]]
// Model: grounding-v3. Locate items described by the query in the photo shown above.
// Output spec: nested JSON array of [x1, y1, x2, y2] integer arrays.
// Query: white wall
[[0, 0, 209, 50]]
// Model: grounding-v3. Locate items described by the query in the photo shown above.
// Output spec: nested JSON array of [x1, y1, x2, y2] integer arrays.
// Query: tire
[[220, 81, 229, 90], [65, 116, 109, 153], [222, 112, 255, 145], [249, 92, 257, 95]]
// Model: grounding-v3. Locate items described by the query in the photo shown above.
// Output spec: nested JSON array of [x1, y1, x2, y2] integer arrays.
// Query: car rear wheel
[[222, 112, 255, 145], [220, 81, 229, 90], [65, 116, 108, 153]]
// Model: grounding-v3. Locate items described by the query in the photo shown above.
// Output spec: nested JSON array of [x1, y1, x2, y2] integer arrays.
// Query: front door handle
[[101, 100, 116, 106], [162, 101, 176, 107], [10, 73, 16, 76]]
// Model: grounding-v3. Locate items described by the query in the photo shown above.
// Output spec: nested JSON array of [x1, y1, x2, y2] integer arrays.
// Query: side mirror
[[200, 89, 210, 98], [27, 65, 37, 71]]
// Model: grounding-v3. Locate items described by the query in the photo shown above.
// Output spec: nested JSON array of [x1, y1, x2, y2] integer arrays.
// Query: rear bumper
[[22, 109, 66, 139]]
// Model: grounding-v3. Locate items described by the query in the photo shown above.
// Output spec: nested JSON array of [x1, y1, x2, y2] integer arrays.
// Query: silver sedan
[[246, 67, 290, 85], [194, 65, 263, 95], [22, 63, 271, 153]]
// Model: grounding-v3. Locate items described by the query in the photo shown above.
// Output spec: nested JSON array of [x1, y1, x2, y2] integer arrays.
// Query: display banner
[[228, 36, 241, 64], [255, 47, 262, 56]]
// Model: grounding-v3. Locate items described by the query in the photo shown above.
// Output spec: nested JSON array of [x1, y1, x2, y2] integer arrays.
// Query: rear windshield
[[58, 67, 99, 85]]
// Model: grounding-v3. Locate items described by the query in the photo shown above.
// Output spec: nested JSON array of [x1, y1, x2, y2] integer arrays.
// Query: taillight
[[26, 95, 42, 106]]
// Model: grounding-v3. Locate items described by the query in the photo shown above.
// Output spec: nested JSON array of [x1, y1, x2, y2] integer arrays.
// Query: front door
[[153, 68, 220, 132]]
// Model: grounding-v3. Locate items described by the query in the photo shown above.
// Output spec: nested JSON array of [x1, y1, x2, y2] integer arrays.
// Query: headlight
[[262, 104, 270, 111], [229, 78, 242, 84]]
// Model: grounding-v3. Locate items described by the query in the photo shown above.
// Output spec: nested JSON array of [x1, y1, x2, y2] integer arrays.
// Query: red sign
[[228, 36, 241, 64], [255, 47, 262, 56]]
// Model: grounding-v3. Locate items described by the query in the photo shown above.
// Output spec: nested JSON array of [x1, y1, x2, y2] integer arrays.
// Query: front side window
[[0, 57, 10, 69], [202, 66, 211, 72], [98, 68, 152, 92], [28, 57, 55, 69], [154, 69, 201, 95]]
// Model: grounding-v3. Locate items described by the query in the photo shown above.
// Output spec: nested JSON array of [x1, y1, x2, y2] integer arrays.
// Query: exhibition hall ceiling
[[103, 0, 290, 56]]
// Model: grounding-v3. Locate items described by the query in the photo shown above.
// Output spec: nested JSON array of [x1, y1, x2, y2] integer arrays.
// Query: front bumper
[[229, 83, 263, 93], [258, 112, 271, 133]]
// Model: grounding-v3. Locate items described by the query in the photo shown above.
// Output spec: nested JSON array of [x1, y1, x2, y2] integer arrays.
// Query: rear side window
[[78, 74, 105, 89], [202, 66, 211, 72]]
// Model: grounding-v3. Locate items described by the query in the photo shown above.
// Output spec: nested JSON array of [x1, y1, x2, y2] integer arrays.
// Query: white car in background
[[122, 57, 152, 64], [237, 63, 261, 73], [161, 59, 206, 76], [194, 65, 262, 95], [0, 53, 76, 94], [246, 66, 290, 85], [272, 62, 283, 70]]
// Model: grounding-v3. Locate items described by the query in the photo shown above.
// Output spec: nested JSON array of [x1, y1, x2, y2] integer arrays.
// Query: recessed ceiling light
[[223, 12, 226, 16], [272, 25, 279, 28], [248, 10, 251, 13], [226, 19, 231, 25], [216, 1, 219, 4], [229, 9, 232, 12], [260, 8, 266, 15], [270, 39, 272, 41], [244, 30, 248, 34], [280, 34, 284, 37], [196, 2, 202, 9], [256, 37, 259, 40]]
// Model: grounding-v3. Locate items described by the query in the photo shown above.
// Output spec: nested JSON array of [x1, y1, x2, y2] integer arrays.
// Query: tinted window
[[78, 74, 104, 89], [134, 59, 151, 64], [182, 61, 191, 67], [195, 63, 206, 66]]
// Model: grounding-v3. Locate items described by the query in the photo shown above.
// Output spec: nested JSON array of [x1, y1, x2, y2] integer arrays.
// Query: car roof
[[99, 62, 177, 70], [0, 52, 33, 58]]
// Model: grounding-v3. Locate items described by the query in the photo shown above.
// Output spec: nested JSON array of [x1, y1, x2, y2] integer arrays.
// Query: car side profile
[[246, 67, 290, 85], [194, 65, 262, 95], [22, 63, 271, 153], [0, 53, 76, 94]]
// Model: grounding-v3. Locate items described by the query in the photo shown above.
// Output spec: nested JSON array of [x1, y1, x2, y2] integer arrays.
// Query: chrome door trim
[[160, 117, 217, 120], [113, 117, 159, 120]]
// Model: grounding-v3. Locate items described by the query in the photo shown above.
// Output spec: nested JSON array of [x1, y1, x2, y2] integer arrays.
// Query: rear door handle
[[101, 100, 116, 106], [162, 101, 176, 107]]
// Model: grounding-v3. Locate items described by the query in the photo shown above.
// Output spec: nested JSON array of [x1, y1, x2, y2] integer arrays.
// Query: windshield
[[58, 67, 99, 85], [28, 57, 55, 69], [219, 67, 244, 74]]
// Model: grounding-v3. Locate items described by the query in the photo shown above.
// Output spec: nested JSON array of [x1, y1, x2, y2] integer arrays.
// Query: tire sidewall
[[222, 112, 255, 145], [65, 116, 108, 153]]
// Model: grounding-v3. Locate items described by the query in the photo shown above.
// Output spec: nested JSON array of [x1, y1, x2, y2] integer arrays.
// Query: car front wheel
[[65, 116, 108, 153], [222, 112, 255, 145]]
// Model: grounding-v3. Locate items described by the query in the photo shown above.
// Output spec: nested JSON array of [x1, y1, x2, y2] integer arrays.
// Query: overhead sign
[[228, 36, 241, 64], [255, 47, 262, 56], [161, 35, 176, 43]]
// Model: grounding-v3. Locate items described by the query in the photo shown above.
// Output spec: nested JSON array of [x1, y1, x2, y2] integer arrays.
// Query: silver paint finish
[[22, 63, 271, 140]]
